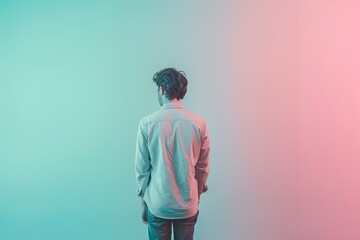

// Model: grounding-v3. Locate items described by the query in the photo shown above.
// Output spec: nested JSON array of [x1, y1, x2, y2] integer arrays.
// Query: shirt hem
[[145, 200, 199, 220]]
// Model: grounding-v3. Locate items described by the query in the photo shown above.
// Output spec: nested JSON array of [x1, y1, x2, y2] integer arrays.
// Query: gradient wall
[[1, 1, 359, 240]]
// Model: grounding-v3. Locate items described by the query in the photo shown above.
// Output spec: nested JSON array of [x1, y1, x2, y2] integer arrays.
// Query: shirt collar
[[160, 101, 185, 110]]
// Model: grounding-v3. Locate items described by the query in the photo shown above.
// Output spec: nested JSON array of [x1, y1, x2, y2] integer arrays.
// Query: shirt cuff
[[137, 188, 144, 198]]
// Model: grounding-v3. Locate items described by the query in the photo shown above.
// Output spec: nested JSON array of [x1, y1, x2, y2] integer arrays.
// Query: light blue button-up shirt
[[135, 102, 210, 219]]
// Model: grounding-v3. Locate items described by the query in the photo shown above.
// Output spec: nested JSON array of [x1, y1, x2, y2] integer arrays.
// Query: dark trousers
[[146, 207, 199, 240]]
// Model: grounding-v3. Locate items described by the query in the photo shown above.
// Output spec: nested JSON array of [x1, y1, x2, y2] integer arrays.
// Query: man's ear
[[160, 87, 166, 95]]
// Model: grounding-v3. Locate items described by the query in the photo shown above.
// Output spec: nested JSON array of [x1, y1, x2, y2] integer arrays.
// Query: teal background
[[1, 1, 229, 239]]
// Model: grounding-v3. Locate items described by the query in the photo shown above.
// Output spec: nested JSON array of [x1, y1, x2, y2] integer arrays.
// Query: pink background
[[220, 1, 360, 239]]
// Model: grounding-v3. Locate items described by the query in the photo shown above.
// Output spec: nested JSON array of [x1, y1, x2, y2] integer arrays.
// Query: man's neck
[[163, 99, 181, 105]]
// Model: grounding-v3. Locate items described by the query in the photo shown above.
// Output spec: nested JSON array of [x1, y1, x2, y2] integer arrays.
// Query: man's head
[[153, 68, 188, 106]]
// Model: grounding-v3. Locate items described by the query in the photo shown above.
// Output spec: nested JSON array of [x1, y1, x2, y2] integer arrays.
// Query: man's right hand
[[141, 200, 148, 224]]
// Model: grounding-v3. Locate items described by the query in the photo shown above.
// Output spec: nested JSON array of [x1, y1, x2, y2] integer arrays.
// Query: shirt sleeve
[[135, 120, 151, 198], [195, 121, 210, 195]]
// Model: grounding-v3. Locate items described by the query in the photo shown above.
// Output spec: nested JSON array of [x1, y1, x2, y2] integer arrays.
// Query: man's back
[[135, 102, 210, 219]]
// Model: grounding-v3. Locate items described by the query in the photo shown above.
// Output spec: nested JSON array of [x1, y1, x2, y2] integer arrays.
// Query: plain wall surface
[[1, 1, 359, 239]]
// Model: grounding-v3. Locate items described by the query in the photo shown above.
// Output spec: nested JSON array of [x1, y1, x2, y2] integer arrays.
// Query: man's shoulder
[[139, 108, 207, 127], [139, 111, 161, 126], [183, 109, 207, 125]]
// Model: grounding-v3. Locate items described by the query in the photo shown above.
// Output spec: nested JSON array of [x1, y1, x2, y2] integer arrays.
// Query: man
[[135, 68, 210, 240]]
